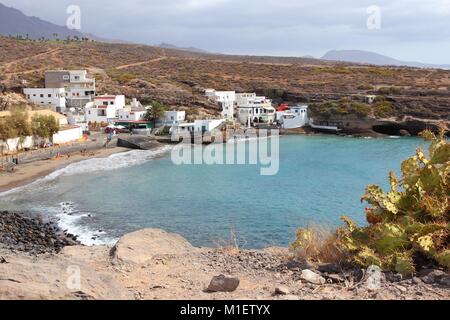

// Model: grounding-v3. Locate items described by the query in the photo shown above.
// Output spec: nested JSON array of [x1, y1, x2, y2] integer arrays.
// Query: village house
[[205, 89, 236, 120], [276, 104, 309, 129], [237, 96, 276, 126], [118, 99, 148, 122], [23, 88, 66, 112], [163, 111, 186, 125], [45, 70, 96, 108], [236, 92, 257, 107], [85, 95, 125, 124]]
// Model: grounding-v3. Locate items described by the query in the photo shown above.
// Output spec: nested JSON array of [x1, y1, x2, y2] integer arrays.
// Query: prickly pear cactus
[[337, 128, 449, 276]]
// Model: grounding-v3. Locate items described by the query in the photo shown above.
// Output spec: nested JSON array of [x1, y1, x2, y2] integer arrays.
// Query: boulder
[[110, 229, 195, 265], [206, 275, 240, 292], [399, 129, 411, 137], [421, 269, 446, 284], [273, 286, 290, 295], [317, 263, 341, 274], [300, 269, 326, 285], [365, 265, 385, 291]]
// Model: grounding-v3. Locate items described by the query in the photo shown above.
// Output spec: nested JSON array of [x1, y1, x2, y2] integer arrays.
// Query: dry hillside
[[0, 37, 449, 127]]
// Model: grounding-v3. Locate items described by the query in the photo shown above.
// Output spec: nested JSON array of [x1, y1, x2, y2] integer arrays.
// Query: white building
[[163, 111, 186, 125], [23, 88, 66, 112], [174, 119, 225, 134], [85, 95, 125, 124], [117, 98, 148, 122], [279, 105, 309, 129], [66, 110, 88, 132], [237, 96, 276, 126], [364, 95, 377, 104], [205, 89, 236, 120], [118, 108, 147, 122], [236, 92, 257, 107], [53, 125, 83, 144], [45, 70, 96, 108]]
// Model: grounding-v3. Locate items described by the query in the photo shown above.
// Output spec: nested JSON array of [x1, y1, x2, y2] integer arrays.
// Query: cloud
[[2, 0, 449, 63]]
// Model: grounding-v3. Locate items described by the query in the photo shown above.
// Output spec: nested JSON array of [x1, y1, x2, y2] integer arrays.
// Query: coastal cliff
[[0, 213, 448, 300]]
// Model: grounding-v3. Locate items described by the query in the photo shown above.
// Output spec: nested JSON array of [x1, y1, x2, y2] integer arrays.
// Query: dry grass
[[290, 224, 345, 264], [213, 226, 246, 255]]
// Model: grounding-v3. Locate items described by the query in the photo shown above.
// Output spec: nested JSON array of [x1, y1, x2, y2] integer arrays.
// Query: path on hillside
[[0, 48, 62, 70], [0, 48, 62, 82], [115, 56, 168, 70]]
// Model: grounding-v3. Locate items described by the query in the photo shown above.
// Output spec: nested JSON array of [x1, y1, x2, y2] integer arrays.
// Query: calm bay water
[[0, 136, 427, 248]]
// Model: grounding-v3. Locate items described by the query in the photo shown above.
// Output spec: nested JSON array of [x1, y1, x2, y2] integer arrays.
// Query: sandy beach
[[0, 146, 130, 193]]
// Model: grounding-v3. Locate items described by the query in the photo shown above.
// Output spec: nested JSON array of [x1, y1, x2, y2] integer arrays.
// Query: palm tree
[[144, 101, 167, 129]]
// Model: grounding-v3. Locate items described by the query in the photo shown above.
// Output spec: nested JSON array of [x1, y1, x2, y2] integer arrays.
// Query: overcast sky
[[3, 0, 450, 63]]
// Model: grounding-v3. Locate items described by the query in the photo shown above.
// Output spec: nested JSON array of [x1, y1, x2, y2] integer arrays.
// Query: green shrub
[[378, 86, 401, 95], [373, 99, 395, 118], [349, 102, 370, 118], [110, 72, 135, 84]]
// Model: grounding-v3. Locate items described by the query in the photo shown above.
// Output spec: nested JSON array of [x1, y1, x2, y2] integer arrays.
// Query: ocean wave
[[54, 202, 117, 246], [0, 145, 172, 197]]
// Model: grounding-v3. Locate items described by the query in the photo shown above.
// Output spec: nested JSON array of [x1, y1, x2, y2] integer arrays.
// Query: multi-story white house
[[163, 111, 186, 125], [45, 70, 96, 108], [236, 92, 257, 107], [237, 96, 276, 125], [23, 88, 66, 112], [85, 95, 125, 124], [205, 89, 236, 120]]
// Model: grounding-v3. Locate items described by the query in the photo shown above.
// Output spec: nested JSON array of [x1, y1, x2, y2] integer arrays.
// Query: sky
[[2, 0, 450, 64]]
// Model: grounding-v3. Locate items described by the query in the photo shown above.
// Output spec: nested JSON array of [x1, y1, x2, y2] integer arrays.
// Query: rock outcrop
[[110, 228, 196, 265]]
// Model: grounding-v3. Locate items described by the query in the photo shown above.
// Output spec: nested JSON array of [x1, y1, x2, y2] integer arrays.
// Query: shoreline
[[0, 146, 130, 193]]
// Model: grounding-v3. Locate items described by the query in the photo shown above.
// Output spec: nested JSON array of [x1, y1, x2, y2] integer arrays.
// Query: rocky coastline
[[0, 214, 448, 300], [0, 211, 79, 255]]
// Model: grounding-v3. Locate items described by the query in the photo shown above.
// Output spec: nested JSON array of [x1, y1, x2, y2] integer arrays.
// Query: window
[[63, 75, 70, 80], [40, 94, 44, 98], [48, 94, 52, 98]]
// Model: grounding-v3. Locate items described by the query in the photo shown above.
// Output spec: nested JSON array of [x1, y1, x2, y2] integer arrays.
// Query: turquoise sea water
[[0, 136, 427, 248]]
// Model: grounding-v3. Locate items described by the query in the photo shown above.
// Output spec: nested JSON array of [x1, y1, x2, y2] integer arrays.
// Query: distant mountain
[[322, 50, 450, 70], [0, 2, 99, 40], [158, 42, 209, 54]]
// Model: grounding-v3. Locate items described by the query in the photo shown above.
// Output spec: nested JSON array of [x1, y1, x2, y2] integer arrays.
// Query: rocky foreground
[[0, 214, 449, 300]]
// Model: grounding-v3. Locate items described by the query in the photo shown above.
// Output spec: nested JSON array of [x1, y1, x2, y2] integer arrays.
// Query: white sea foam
[[54, 202, 117, 246], [0, 145, 172, 197], [0, 145, 172, 245]]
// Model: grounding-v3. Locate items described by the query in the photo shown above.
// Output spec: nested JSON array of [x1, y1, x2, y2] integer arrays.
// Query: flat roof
[[114, 120, 149, 124]]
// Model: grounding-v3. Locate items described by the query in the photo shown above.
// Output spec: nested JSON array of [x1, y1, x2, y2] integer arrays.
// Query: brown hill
[[0, 37, 449, 127]]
